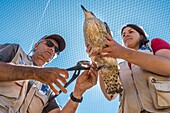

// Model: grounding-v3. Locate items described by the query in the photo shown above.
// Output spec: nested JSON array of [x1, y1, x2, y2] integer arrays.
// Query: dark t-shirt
[[0, 44, 59, 112], [0, 44, 19, 62]]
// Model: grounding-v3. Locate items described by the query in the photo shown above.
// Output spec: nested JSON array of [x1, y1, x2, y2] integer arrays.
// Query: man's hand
[[34, 67, 69, 94], [73, 62, 98, 98]]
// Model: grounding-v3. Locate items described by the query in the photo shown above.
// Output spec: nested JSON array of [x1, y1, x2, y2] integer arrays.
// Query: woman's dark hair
[[121, 24, 149, 48]]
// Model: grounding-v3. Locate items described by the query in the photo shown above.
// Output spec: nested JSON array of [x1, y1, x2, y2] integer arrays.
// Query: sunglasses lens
[[55, 47, 60, 55], [46, 40, 60, 55], [46, 40, 54, 47]]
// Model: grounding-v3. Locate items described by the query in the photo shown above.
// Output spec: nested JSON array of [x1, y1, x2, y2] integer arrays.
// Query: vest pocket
[[28, 89, 49, 113], [148, 76, 170, 109], [0, 81, 24, 99], [0, 81, 28, 113], [35, 90, 48, 105]]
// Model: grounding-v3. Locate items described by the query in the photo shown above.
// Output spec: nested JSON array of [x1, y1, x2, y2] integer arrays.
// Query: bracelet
[[70, 92, 83, 103]]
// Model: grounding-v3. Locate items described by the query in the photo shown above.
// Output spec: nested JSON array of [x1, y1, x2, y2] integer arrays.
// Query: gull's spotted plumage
[[81, 5, 123, 96]]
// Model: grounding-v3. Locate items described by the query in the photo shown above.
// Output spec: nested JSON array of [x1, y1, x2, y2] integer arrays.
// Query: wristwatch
[[70, 92, 83, 103]]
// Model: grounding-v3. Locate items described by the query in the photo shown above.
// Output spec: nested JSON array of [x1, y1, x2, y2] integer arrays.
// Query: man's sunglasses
[[45, 40, 60, 55]]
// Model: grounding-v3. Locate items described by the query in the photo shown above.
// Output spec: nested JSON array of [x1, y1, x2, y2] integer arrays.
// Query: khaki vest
[[119, 49, 170, 113], [0, 46, 50, 113]]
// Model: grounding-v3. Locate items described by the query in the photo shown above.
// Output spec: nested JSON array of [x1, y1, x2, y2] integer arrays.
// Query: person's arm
[[121, 48, 170, 76], [49, 62, 98, 113], [92, 34, 170, 76], [0, 61, 69, 94], [0, 61, 35, 81], [47, 92, 82, 113]]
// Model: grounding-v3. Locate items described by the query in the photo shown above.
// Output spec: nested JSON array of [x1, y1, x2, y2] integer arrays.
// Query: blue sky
[[1, 0, 170, 113]]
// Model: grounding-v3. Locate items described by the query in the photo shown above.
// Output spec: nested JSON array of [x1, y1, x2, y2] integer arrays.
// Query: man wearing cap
[[0, 34, 98, 113]]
